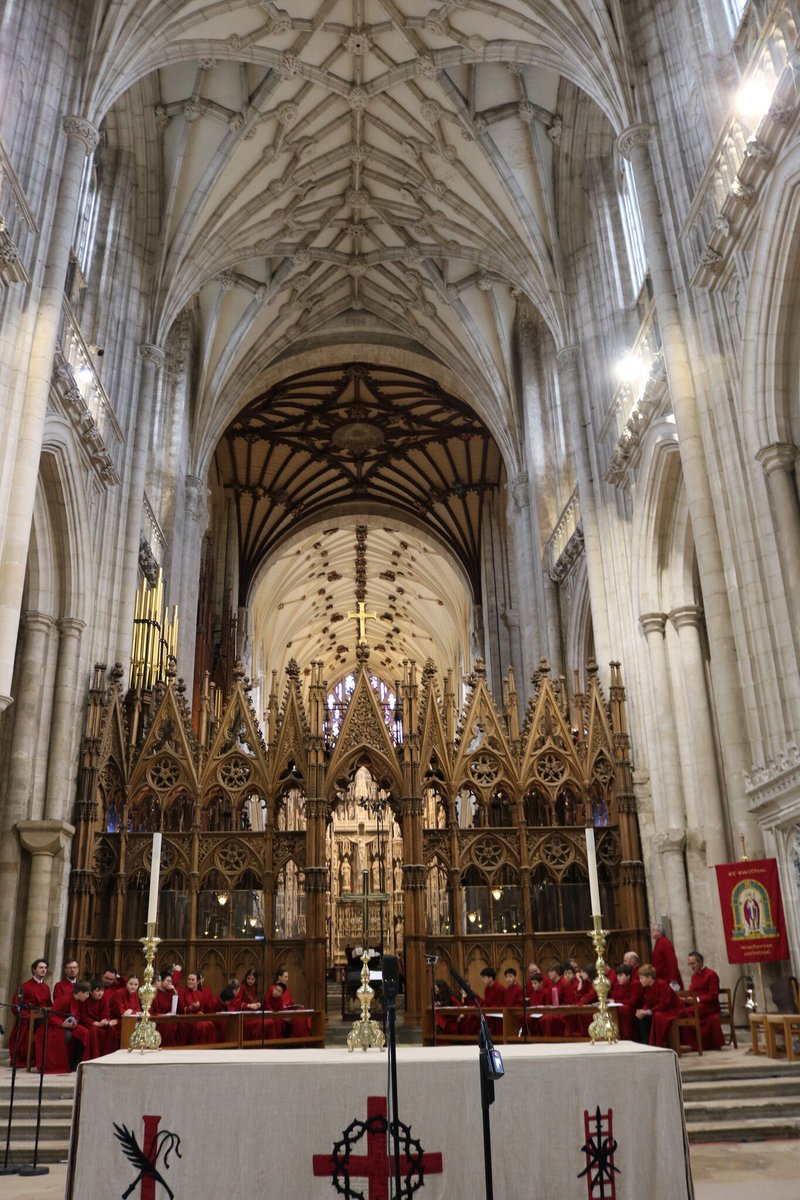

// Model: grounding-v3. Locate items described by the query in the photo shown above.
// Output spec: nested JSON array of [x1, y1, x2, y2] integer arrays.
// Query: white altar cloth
[[67, 1042, 693, 1200]]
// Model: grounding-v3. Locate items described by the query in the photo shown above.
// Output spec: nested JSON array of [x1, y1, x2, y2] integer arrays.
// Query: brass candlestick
[[347, 951, 386, 1052], [588, 914, 618, 1045], [128, 923, 162, 1052]]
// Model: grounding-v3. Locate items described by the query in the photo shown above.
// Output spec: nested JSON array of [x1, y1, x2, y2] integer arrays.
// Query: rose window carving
[[147, 758, 180, 790], [598, 834, 621, 866], [469, 753, 500, 786], [594, 755, 614, 785], [541, 835, 572, 869], [219, 756, 252, 790], [535, 752, 566, 784], [472, 839, 503, 869], [216, 843, 247, 873]]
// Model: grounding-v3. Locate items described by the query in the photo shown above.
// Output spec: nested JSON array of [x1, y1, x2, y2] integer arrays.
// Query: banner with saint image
[[714, 858, 789, 963]]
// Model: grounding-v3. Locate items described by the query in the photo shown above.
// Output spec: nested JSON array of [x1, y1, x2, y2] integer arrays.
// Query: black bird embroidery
[[113, 1122, 182, 1200]]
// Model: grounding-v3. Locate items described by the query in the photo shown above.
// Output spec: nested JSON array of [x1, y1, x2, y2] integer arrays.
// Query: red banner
[[714, 858, 789, 963]]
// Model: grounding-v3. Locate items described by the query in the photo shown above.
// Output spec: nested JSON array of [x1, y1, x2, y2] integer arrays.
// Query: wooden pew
[[120, 1008, 325, 1051], [422, 1005, 615, 1046]]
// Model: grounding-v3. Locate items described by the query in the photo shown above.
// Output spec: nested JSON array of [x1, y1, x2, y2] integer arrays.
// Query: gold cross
[[341, 869, 390, 946], [347, 600, 377, 643]]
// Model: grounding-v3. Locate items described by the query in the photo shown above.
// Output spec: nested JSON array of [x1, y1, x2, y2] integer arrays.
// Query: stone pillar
[[44, 617, 85, 822], [618, 124, 758, 850], [0, 612, 55, 1000], [0, 117, 98, 711], [556, 346, 613, 673], [116, 343, 166, 671], [756, 442, 800, 660], [507, 472, 545, 681], [639, 612, 694, 960], [177, 475, 209, 684], [17, 820, 75, 972]]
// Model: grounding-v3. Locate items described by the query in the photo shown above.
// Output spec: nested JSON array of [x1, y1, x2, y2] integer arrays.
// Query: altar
[[66, 1042, 693, 1199]]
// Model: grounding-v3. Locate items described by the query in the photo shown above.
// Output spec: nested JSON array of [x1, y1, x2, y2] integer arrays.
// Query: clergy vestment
[[151, 987, 185, 1046], [610, 977, 644, 1040], [35, 994, 91, 1073], [683, 966, 724, 1051], [179, 984, 218, 1044], [644, 979, 685, 1047], [53, 978, 77, 1005], [652, 935, 683, 989], [84, 993, 118, 1059], [10, 978, 52, 1066]]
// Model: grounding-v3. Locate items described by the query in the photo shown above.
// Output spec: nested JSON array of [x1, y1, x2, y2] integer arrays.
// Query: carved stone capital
[[184, 475, 208, 524], [654, 830, 686, 855], [556, 343, 579, 371], [62, 116, 99, 152], [17, 819, 75, 857], [616, 123, 652, 161], [22, 610, 57, 636], [139, 343, 166, 368], [58, 616, 86, 638], [755, 441, 797, 477], [638, 611, 667, 639], [509, 472, 529, 512], [668, 604, 704, 632]]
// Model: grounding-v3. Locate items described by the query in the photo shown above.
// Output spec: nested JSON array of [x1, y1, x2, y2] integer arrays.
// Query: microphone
[[449, 965, 481, 1006], [381, 954, 400, 1006]]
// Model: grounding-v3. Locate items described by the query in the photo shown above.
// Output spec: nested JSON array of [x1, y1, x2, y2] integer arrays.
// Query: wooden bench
[[120, 1008, 325, 1050], [422, 1005, 616, 1046], [764, 1013, 800, 1061]]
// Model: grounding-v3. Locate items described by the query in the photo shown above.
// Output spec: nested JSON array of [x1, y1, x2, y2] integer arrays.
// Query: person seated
[[84, 980, 118, 1059], [179, 971, 217, 1044], [501, 967, 523, 1009], [480, 966, 506, 1037], [100, 966, 127, 997], [230, 969, 277, 1043], [10, 958, 52, 1066], [522, 972, 556, 1037], [623, 950, 641, 980], [574, 965, 599, 1035], [53, 960, 80, 1004], [682, 951, 724, 1051], [544, 964, 563, 1004], [635, 963, 685, 1046], [35, 980, 93, 1073], [455, 987, 481, 1037], [432, 979, 459, 1034], [109, 975, 141, 1046], [270, 969, 312, 1037], [609, 963, 643, 1040], [150, 970, 185, 1046], [558, 964, 578, 1005]]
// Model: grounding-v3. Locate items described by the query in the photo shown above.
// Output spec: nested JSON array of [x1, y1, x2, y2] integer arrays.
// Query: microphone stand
[[450, 967, 503, 1200], [382, 955, 402, 1200], [19, 1007, 50, 1176], [0, 997, 26, 1175]]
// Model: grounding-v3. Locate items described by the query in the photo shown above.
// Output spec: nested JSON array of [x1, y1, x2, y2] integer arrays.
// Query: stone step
[[679, 1058, 800, 1083], [0, 1140, 70, 1165], [686, 1116, 800, 1143], [684, 1096, 800, 1124], [0, 1118, 72, 1139], [682, 1076, 800, 1102]]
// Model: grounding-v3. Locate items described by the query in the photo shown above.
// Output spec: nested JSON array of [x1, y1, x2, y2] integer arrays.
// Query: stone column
[[507, 472, 546, 680], [756, 442, 800, 659], [618, 124, 758, 849], [116, 343, 165, 671], [0, 612, 55, 1000], [17, 820, 75, 971], [0, 117, 98, 711], [44, 617, 85, 822], [556, 346, 613, 673], [639, 612, 694, 960], [177, 475, 209, 683]]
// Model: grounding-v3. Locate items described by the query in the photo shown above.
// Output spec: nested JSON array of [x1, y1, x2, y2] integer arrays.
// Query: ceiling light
[[491, 886, 503, 901], [216, 891, 229, 906], [467, 910, 477, 924]]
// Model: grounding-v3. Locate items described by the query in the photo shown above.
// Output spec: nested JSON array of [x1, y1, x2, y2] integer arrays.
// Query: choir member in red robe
[[559, 965, 578, 1004], [455, 990, 480, 1036], [35, 981, 93, 1073], [574, 966, 599, 1035], [433, 979, 459, 1034], [622, 951, 640, 980], [636, 964, 685, 1046], [150, 970, 185, 1046], [84, 982, 118, 1059], [179, 971, 218, 1044], [10, 959, 52, 1066], [53, 960, 80, 1005], [109, 975, 141, 1046], [230, 970, 277, 1042], [100, 966, 127, 998], [522, 973, 557, 1037], [682, 952, 724, 1051], [651, 925, 683, 988], [480, 967, 506, 1037], [609, 964, 643, 1040], [501, 968, 523, 1009], [271, 969, 312, 1037]]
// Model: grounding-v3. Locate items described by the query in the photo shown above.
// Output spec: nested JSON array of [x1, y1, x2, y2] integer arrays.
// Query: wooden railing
[[421, 1005, 618, 1045], [120, 1007, 325, 1050]]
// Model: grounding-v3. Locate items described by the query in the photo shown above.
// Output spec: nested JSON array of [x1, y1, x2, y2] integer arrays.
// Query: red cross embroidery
[[312, 1094, 443, 1199]]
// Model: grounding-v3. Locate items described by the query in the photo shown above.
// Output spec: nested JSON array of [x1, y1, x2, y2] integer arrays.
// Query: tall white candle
[[147, 832, 162, 925], [585, 827, 601, 917]]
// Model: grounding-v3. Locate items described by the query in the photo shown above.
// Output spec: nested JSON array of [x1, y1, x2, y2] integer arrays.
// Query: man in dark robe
[[53, 960, 80, 1004], [651, 924, 683, 988], [84, 981, 118, 1059], [36, 981, 92, 1073], [10, 958, 52, 1066], [610, 963, 643, 1040]]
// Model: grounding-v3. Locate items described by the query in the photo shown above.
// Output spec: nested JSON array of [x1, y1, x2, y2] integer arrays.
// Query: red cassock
[[433, 992, 459, 1034], [483, 982, 506, 1037], [682, 967, 724, 1051], [609, 977, 643, 1040], [178, 986, 217, 1044], [652, 936, 683, 989], [150, 988, 185, 1046], [455, 994, 480, 1037], [108, 988, 142, 1048], [502, 983, 523, 1009], [522, 985, 557, 1037], [53, 979, 76, 1005], [230, 984, 277, 1042], [270, 992, 312, 1038], [574, 986, 598, 1036], [83, 995, 117, 1059], [10, 979, 52, 1066], [646, 979, 685, 1047], [35, 995, 92, 1074]]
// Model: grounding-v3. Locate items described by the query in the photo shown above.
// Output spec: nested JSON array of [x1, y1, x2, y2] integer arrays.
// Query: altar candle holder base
[[347, 952, 386, 1053], [588, 915, 618, 1045], [128, 923, 162, 1052]]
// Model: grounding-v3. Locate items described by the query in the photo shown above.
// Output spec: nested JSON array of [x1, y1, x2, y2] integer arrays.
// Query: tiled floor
[[0, 1141, 799, 1199]]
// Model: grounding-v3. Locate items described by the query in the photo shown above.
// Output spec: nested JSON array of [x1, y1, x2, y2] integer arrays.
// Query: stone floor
[[0, 1140, 798, 1199]]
